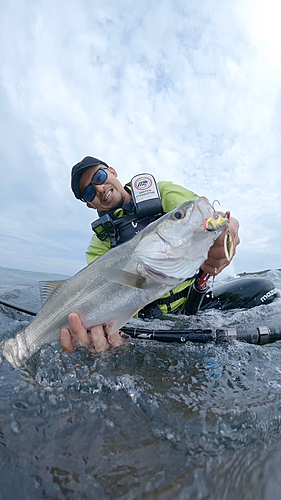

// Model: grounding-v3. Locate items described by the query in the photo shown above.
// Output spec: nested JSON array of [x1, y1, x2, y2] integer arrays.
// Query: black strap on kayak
[[1, 298, 281, 346]]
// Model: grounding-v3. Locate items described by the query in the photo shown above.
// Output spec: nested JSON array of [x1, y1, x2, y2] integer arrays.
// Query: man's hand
[[201, 216, 240, 276], [60, 313, 124, 352]]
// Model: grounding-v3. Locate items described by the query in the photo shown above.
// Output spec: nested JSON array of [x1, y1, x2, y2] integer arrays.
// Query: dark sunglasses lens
[[83, 185, 96, 203], [93, 169, 108, 184], [82, 168, 108, 202]]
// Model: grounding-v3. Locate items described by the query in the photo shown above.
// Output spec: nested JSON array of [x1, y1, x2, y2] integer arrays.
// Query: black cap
[[71, 156, 109, 199]]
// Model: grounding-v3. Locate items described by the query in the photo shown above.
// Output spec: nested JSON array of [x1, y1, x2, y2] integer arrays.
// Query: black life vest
[[94, 175, 164, 247], [98, 199, 163, 246]]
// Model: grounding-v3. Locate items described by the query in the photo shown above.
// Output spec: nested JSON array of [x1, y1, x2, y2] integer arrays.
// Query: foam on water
[[0, 266, 281, 499]]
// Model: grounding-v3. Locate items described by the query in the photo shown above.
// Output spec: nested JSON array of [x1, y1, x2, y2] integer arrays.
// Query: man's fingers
[[104, 322, 125, 348], [202, 218, 240, 277], [68, 313, 91, 347], [60, 328, 74, 352], [60, 314, 125, 353], [109, 331, 125, 347], [60, 313, 91, 352], [201, 260, 228, 276], [87, 324, 124, 352], [89, 325, 109, 352]]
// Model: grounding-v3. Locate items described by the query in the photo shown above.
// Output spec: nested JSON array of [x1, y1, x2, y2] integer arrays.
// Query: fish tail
[[2, 329, 28, 369]]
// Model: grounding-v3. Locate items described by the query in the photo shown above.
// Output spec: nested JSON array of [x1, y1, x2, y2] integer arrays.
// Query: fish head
[[135, 197, 226, 286]]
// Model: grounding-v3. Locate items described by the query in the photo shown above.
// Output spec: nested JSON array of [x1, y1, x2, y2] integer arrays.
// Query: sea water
[[0, 266, 281, 500]]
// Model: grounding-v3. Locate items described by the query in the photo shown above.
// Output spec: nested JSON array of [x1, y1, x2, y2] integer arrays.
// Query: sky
[[0, 0, 280, 277]]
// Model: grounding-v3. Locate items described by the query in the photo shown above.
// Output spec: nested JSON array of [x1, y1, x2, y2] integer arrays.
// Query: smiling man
[[76, 157, 131, 211], [60, 156, 241, 353]]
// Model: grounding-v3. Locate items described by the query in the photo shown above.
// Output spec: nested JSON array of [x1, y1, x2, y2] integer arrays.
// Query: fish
[[2, 197, 227, 369]]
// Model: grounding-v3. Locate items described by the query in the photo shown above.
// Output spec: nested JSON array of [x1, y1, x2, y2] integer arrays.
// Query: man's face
[[79, 165, 131, 212]]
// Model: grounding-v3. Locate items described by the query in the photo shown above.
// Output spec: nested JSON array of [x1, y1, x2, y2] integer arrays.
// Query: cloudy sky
[[0, 0, 280, 277]]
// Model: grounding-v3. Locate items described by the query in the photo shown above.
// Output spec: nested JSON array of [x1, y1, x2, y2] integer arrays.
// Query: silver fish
[[2, 197, 227, 369]]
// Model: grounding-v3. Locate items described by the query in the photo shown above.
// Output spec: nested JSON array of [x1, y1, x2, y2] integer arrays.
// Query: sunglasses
[[82, 167, 108, 202]]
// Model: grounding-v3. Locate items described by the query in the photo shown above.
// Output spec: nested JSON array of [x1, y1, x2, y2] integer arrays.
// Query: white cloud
[[0, 0, 280, 275]]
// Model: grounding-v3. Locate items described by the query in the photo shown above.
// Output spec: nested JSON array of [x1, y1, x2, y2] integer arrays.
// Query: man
[[60, 156, 240, 353]]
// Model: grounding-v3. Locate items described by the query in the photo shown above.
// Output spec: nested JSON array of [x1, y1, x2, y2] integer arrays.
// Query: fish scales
[[2, 198, 226, 369]]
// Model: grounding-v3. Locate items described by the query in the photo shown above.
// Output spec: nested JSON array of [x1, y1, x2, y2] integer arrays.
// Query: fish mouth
[[155, 231, 173, 249]]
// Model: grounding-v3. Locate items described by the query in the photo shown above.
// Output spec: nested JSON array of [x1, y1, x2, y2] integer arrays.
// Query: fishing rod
[[122, 325, 281, 346], [1, 298, 281, 346], [0, 299, 38, 316]]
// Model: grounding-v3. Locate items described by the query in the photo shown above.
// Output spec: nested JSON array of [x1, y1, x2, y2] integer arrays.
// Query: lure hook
[[212, 200, 221, 211]]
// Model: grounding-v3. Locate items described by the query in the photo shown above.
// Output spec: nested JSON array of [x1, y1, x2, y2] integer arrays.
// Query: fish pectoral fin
[[100, 268, 145, 289], [39, 280, 65, 304], [106, 308, 141, 335]]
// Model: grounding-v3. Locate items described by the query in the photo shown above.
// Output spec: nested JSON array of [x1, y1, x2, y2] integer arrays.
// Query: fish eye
[[172, 209, 185, 220]]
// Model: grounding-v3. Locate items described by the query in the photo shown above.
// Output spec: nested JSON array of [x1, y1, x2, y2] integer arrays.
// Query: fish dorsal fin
[[39, 280, 64, 304], [100, 269, 145, 289]]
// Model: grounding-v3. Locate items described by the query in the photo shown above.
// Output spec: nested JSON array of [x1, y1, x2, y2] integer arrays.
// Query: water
[[0, 266, 281, 500]]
